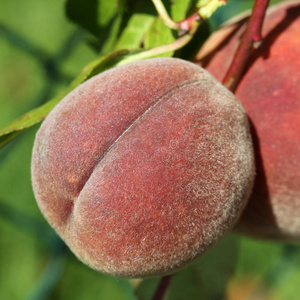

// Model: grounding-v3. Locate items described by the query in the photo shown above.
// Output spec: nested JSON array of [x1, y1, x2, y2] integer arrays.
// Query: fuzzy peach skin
[[31, 57, 254, 278], [195, 1, 300, 241]]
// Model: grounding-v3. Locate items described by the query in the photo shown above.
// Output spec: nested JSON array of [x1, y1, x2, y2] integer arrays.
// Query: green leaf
[[186, 234, 239, 299], [274, 246, 300, 300], [115, 13, 155, 50], [0, 49, 135, 149], [135, 277, 161, 300], [0, 40, 185, 150], [54, 256, 137, 300], [65, 0, 125, 53], [235, 236, 282, 276], [170, 0, 192, 22], [144, 17, 175, 53]]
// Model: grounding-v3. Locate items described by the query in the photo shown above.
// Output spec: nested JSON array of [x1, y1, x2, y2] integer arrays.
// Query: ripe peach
[[31, 57, 254, 277], [195, 1, 300, 241]]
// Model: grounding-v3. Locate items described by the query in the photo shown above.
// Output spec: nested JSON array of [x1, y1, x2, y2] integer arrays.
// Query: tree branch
[[222, 0, 270, 92]]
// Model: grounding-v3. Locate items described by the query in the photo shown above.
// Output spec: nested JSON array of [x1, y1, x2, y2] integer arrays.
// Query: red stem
[[151, 275, 173, 300], [177, 12, 202, 36], [177, 0, 228, 36], [222, 0, 270, 92]]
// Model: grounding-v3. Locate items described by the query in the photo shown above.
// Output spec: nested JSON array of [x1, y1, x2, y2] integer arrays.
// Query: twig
[[152, 0, 226, 35], [117, 34, 192, 66], [222, 0, 270, 92], [151, 0, 179, 30], [177, 12, 202, 36], [127, 0, 227, 66], [151, 275, 173, 300]]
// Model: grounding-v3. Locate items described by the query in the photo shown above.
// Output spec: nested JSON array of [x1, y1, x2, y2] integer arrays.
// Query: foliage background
[[0, 0, 299, 299]]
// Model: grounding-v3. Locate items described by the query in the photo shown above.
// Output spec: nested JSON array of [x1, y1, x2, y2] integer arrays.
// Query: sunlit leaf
[[115, 13, 155, 50]]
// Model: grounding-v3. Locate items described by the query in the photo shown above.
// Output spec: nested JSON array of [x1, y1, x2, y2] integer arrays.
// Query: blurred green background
[[0, 0, 299, 299]]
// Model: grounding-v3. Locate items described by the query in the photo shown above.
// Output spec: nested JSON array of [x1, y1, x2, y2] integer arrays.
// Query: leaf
[[54, 256, 137, 300], [65, 0, 125, 54], [66, 0, 118, 34], [1, 0, 198, 150], [170, 0, 192, 22], [0, 37, 185, 150], [185, 234, 239, 299], [0, 49, 135, 149], [144, 17, 175, 51], [135, 277, 161, 300], [115, 13, 155, 50], [235, 236, 282, 276]]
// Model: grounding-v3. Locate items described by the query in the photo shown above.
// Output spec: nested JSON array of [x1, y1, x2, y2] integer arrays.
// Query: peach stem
[[151, 275, 173, 300], [222, 0, 270, 92]]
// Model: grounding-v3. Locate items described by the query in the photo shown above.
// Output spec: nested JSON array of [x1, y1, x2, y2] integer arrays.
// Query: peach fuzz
[[31, 57, 254, 277], [195, 1, 300, 241]]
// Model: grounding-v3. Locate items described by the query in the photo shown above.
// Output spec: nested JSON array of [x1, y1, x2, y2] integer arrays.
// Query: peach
[[195, 1, 300, 241], [31, 57, 254, 277]]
